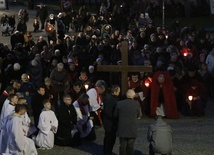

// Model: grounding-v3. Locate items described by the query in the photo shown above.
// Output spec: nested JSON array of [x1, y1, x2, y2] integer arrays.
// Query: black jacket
[[102, 93, 119, 132]]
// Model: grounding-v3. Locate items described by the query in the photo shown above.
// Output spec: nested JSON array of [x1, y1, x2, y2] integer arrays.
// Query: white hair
[[126, 89, 136, 99]]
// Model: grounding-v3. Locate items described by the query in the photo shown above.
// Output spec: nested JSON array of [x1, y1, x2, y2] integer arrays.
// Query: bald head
[[126, 89, 136, 99]]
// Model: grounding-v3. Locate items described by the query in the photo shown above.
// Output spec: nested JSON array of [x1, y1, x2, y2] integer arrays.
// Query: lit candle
[[165, 34, 168, 39], [84, 84, 89, 90], [183, 52, 188, 57], [188, 95, 193, 101], [145, 80, 150, 87]]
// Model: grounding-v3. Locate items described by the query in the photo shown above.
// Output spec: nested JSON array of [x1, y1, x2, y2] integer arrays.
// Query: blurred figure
[[147, 115, 173, 155]]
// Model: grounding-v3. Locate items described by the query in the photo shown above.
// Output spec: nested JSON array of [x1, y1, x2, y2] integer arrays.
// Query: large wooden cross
[[97, 41, 153, 95]]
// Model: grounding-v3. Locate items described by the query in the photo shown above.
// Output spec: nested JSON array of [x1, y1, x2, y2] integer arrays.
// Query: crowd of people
[[0, 0, 214, 154]]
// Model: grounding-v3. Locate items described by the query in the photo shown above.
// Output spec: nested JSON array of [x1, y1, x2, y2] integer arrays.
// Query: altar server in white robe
[[36, 99, 58, 149], [86, 80, 106, 126], [18, 97, 35, 136], [73, 93, 96, 141], [7, 104, 38, 155], [0, 94, 18, 153]]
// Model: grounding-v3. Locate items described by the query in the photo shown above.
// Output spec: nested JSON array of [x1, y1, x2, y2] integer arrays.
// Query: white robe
[[7, 113, 38, 155], [86, 88, 102, 112], [21, 112, 31, 136], [73, 100, 93, 138], [35, 109, 58, 149], [0, 100, 15, 153], [0, 99, 12, 129]]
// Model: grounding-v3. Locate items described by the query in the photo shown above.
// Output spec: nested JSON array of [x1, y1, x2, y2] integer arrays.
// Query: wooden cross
[[97, 41, 153, 95]]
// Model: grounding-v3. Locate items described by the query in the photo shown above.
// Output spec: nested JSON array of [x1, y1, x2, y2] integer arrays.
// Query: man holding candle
[[184, 80, 206, 116]]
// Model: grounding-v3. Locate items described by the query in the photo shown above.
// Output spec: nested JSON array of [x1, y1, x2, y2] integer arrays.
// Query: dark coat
[[114, 98, 140, 138], [56, 103, 77, 145], [102, 93, 119, 132], [31, 92, 47, 127]]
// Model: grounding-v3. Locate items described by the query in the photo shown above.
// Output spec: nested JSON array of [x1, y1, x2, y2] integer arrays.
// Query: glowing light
[[84, 84, 89, 90], [188, 95, 193, 101]]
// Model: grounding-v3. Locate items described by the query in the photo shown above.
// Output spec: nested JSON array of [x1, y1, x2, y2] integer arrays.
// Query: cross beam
[[97, 41, 153, 95]]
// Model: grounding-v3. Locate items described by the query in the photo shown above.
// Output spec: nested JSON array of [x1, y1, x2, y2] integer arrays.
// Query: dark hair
[[8, 94, 17, 101], [5, 86, 14, 94], [110, 85, 120, 94], [15, 104, 27, 113], [63, 94, 72, 99], [73, 81, 82, 87], [43, 99, 50, 105], [37, 85, 45, 91], [78, 93, 89, 100], [18, 97, 27, 104]]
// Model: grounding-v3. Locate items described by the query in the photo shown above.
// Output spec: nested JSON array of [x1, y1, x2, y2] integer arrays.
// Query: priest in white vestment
[[0, 94, 18, 153], [86, 80, 106, 126], [7, 104, 38, 155]]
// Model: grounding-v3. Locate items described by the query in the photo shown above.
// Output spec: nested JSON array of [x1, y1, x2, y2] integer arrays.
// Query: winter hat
[[13, 63, 21, 70], [31, 59, 38, 67], [88, 65, 94, 70]]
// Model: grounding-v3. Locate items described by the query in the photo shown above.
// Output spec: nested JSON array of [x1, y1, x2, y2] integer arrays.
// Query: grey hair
[[95, 80, 106, 88], [126, 89, 136, 99]]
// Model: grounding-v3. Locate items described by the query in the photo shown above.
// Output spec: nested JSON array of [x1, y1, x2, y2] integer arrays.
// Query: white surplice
[[7, 113, 38, 155], [86, 88, 102, 112], [73, 100, 93, 138], [0, 99, 13, 129], [21, 112, 31, 136], [35, 109, 58, 149], [0, 99, 15, 153]]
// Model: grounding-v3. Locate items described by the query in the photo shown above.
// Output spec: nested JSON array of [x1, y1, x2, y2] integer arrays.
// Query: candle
[[84, 84, 89, 90], [188, 95, 193, 101]]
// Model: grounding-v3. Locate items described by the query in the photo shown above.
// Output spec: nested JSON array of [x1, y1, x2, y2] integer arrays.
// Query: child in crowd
[[35, 99, 58, 149], [33, 17, 40, 32]]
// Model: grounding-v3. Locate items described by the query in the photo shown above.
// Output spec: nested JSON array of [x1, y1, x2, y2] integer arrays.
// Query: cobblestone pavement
[[1, 5, 214, 155], [36, 99, 214, 155]]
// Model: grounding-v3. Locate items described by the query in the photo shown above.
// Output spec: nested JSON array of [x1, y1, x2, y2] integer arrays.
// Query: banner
[[210, 0, 214, 14]]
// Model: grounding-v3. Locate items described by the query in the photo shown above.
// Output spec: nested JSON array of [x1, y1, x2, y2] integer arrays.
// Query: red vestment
[[150, 71, 179, 119]]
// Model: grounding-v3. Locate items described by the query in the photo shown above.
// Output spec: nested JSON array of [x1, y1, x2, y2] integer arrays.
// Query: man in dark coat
[[31, 85, 47, 127], [102, 85, 120, 155], [36, 3, 48, 30], [114, 89, 141, 155], [10, 31, 25, 50], [55, 94, 81, 147]]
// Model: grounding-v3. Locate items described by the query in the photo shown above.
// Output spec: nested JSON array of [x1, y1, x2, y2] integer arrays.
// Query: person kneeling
[[73, 93, 96, 141], [147, 115, 172, 155], [35, 99, 58, 149]]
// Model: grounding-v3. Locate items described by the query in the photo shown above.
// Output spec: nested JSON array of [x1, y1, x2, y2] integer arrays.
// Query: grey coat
[[114, 98, 140, 138], [147, 117, 173, 154]]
